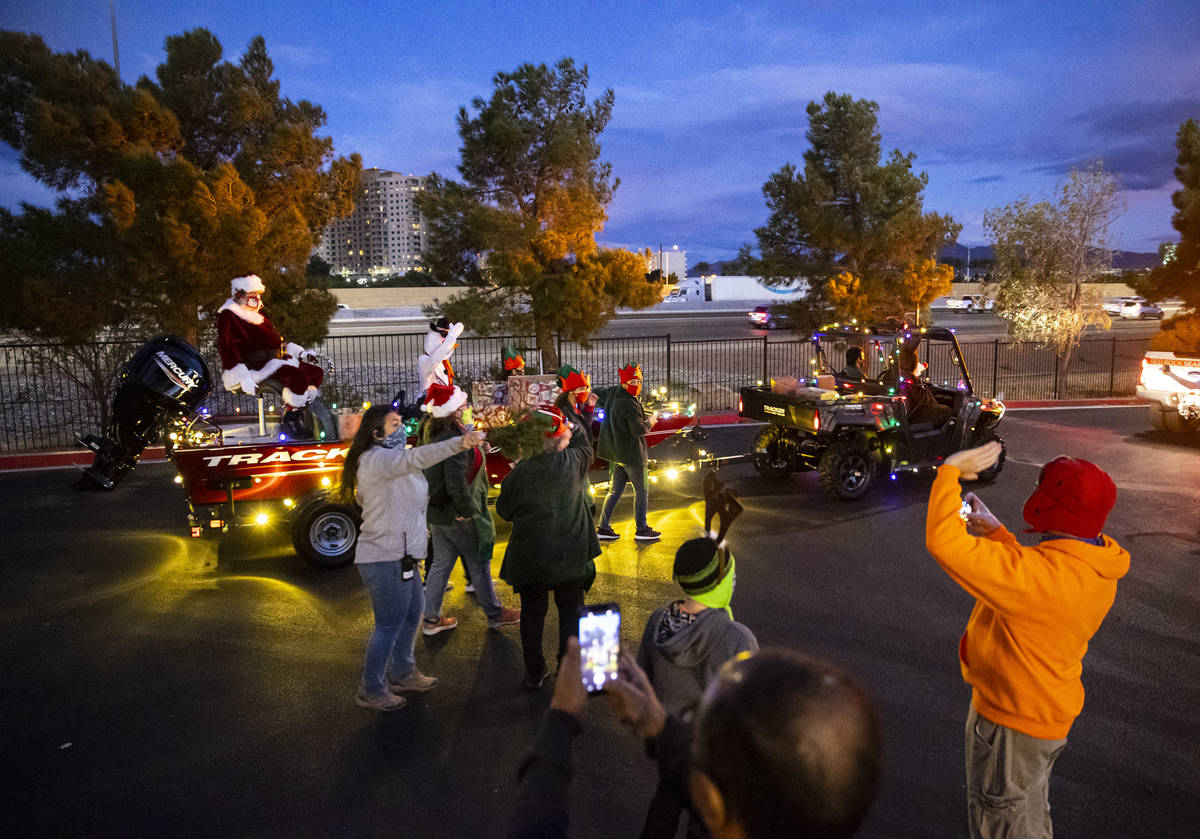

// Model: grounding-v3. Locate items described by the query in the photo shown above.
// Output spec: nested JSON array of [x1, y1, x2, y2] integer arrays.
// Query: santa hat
[[421, 383, 467, 418], [533, 406, 570, 438], [1023, 457, 1117, 539], [618, 362, 642, 385], [558, 364, 589, 392], [503, 344, 525, 372], [231, 274, 265, 294]]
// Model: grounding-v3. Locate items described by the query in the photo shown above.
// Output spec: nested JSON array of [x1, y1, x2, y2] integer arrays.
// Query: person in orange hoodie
[[927, 441, 1129, 839]]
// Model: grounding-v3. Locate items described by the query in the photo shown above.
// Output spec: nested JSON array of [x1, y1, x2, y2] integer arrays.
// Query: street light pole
[[109, 0, 121, 78]]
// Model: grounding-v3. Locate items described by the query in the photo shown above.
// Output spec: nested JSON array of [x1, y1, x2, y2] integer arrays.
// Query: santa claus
[[217, 274, 334, 439]]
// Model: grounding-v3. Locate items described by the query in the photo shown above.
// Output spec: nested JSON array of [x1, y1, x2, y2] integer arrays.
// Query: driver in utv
[[899, 349, 952, 427]]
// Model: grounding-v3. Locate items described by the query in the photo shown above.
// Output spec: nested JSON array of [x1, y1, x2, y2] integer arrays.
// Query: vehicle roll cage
[[810, 323, 975, 394]]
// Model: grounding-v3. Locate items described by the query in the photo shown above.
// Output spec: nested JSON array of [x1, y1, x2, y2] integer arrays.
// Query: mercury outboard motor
[[74, 335, 212, 490]]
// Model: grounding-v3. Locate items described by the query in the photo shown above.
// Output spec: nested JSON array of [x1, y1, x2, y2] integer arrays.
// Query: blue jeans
[[425, 517, 504, 620], [599, 461, 648, 530], [357, 560, 424, 697]]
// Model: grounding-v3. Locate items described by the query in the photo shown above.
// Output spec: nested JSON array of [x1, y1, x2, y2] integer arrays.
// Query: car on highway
[[1118, 297, 1163, 319], [943, 294, 994, 313], [747, 304, 792, 329]]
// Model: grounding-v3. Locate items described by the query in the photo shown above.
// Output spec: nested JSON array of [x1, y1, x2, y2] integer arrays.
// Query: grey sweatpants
[[965, 704, 1068, 839]]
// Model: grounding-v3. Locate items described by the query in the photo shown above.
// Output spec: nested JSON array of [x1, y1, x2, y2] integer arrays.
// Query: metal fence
[[0, 332, 1152, 454]]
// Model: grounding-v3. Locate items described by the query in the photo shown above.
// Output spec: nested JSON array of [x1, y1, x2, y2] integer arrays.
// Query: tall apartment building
[[314, 168, 428, 277], [647, 246, 687, 281]]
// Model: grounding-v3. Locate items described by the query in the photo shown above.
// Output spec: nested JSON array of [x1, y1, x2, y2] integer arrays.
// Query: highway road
[[3, 407, 1197, 836], [328, 306, 1164, 343]]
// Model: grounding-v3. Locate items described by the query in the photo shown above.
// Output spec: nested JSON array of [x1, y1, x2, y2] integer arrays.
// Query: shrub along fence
[[0, 332, 1151, 454]]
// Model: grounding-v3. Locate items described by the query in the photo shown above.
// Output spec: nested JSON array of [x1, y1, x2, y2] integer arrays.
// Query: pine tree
[[740, 92, 959, 328], [0, 29, 361, 346], [418, 59, 659, 369]]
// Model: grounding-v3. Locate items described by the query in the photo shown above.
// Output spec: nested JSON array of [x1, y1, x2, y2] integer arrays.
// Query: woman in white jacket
[[339, 404, 485, 711]]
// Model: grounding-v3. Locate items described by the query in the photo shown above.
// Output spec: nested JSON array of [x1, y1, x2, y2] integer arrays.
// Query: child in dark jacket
[[635, 475, 757, 838]]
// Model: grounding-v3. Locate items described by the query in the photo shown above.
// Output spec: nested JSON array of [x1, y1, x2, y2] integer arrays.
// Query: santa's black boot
[[280, 409, 312, 440]]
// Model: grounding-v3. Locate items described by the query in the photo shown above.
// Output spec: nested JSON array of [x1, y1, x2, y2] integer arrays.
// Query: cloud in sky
[[2, 0, 1196, 259]]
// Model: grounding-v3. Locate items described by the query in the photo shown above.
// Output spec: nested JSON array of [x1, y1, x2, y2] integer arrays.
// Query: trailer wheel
[[818, 438, 875, 500], [291, 494, 360, 568], [970, 428, 1006, 483], [751, 426, 792, 478]]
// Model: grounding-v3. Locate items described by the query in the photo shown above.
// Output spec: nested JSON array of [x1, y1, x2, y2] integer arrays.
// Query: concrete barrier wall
[[949, 281, 1136, 298], [330, 287, 465, 309], [333, 282, 1141, 310]]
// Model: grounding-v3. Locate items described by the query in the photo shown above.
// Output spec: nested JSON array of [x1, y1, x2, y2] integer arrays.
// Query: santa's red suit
[[217, 296, 324, 409]]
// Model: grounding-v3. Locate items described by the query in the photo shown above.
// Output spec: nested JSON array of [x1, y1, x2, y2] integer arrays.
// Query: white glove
[[285, 342, 305, 360], [446, 322, 465, 343], [241, 377, 258, 396]]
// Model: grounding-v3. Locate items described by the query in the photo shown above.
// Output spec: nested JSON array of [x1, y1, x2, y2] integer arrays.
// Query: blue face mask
[[376, 427, 406, 449]]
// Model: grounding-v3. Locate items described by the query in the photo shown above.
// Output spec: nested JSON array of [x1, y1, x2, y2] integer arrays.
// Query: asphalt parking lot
[[2, 406, 1197, 837]]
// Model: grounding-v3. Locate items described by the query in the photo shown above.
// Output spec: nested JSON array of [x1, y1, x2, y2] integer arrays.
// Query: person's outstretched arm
[[506, 638, 588, 839]]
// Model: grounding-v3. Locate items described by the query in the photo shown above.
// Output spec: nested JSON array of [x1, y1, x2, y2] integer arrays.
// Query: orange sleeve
[[926, 465, 1049, 615]]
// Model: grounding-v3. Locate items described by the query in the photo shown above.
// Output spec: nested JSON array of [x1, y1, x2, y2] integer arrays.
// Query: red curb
[[1003, 398, 1146, 409], [0, 446, 167, 473]]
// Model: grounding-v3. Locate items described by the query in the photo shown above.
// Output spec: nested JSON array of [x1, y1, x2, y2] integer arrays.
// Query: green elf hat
[[502, 343, 525, 372], [558, 364, 589, 392]]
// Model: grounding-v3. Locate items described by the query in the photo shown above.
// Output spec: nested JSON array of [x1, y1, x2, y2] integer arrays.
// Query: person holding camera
[[929, 442, 1129, 838], [505, 640, 883, 838], [337, 403, 486, 712]]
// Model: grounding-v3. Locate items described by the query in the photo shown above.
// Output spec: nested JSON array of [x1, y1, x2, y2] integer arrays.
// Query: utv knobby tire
[[818, 439, 875, 500], [1162, 408, 1200, 434], [291, 493, 360, 568], [970, 428, 1006, 483], [751, 425, 793, 479], [1149, 405, 1169, 432]]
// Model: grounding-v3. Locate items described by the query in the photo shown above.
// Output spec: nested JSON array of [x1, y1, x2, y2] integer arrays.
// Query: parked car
[[1119, 297, 1163, 319], [747, 304, 792, 330]]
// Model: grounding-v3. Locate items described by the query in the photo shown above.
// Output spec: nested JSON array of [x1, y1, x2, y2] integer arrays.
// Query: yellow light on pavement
[[321, 476, 332, 487], [283, 498, 294, 508], [255, 513, 269, 526]]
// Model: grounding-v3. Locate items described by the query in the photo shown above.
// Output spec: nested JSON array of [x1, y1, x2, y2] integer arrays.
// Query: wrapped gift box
[[472, 404, 511, 430], [506, 374, 560, 415], [472, 380, 508, 406]]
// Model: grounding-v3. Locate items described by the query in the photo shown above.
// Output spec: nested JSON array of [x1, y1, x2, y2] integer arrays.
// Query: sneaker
[[524, 670, 549, 690], [355, 689, 407, 711], [634, 527, 661, 541], [421, 615, 458, 636], [389, 669, 437, 692], [596, 526, 619, 541], [487, 607, 521, 630], [444, 581, 454, 592]]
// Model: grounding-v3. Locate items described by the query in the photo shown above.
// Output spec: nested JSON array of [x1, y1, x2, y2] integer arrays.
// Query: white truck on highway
[[943, 293, 995, 313], [1138, 351, 1200, 433], [665, 275, 807, 303]]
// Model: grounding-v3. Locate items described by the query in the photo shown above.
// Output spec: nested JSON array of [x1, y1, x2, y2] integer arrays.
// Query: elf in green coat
[[496, 407, 600, 689], [595, 362, 659, 542], [419, 383, 521, 636]]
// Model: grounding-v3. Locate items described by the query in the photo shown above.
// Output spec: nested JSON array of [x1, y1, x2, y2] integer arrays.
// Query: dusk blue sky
[[3, 1, 1199, 262]]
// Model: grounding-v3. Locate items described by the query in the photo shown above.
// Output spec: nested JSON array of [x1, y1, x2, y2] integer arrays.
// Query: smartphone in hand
[[578, 603, 621, 693]]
